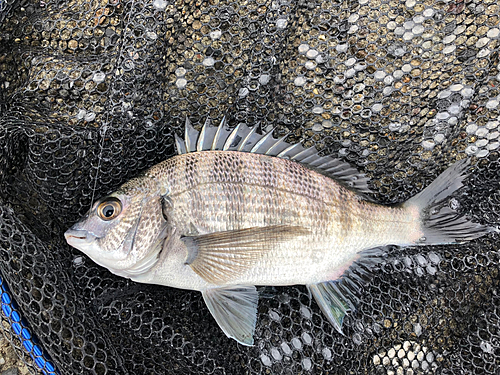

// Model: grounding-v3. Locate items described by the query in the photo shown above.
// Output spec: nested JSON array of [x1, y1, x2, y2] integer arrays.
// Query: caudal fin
[[404, 159, 497, 245]]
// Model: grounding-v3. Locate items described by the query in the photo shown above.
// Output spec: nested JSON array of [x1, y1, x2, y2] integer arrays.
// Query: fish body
[[135, 150, 419, 289], [65, 118, 495, 345]]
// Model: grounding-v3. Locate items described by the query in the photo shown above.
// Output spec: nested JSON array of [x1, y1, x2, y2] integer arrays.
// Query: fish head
[[65, 177, 168, 277]]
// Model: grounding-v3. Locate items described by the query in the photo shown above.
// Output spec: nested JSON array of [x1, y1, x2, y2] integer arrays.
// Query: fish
[[65, 117, 497, 346]]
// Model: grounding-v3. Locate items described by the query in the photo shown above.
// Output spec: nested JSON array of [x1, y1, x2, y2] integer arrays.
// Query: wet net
[[1, 0, 500, 373]]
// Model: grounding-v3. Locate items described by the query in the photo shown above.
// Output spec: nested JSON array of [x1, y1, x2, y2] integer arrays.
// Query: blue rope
[[0, 273, 58, 374]]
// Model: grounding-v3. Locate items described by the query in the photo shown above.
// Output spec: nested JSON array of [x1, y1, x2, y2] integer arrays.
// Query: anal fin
[[307, 281, 352, 335], [202, 285, 259, 346], [308, 246, 387, 334]]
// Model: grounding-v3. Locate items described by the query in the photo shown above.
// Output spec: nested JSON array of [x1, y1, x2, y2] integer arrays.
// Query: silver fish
[[65, 118, 496, 345]]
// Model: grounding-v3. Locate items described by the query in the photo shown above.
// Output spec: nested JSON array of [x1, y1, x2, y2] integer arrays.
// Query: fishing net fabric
[[1, 0, 500, 373]]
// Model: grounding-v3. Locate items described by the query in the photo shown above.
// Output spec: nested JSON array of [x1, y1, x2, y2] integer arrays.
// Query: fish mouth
[[64, 229, 97, 247]]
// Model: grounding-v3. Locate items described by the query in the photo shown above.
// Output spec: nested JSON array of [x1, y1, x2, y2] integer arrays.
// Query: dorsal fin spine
[[223, 123, 243, 151], [179, 117, 373, 195], [175, 133, 187, 155], [197, 118, 211, 152], [266, 134, 289, 155], [250, 129, 275, 153], [238, 125, 258, 152]]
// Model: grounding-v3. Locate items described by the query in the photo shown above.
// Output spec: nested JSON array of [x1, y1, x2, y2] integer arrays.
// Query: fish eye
[[97, 198, 122, 221]]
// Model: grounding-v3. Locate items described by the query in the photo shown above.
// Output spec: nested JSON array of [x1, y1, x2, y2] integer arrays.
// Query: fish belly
[[154, 151, 419, 286]]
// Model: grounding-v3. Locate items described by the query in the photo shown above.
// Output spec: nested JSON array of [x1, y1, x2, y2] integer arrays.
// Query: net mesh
[[1, 0, 500, 373]]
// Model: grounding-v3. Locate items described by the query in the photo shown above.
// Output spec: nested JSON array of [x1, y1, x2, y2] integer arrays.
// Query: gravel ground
[[0, 321, 38, 375]]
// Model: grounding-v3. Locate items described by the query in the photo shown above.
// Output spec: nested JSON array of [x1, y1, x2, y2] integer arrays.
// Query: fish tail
[[404, 158, 498, 245]]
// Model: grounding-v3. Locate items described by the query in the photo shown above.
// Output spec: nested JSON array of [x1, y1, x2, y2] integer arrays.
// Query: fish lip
[[64, 229, 97, 245]]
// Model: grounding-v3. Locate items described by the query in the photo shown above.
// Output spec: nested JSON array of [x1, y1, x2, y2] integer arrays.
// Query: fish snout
[[64, 229, 97, 247]]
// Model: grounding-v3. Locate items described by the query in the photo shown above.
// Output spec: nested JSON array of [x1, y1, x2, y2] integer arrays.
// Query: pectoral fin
[[202, 285, 259, 346], [182, 225, 309, 284]]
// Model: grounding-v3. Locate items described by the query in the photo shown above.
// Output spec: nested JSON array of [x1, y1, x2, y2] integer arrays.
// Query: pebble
[[466, 123, 478, 134], [152, 0, 167, 10], [487, 142, 499, 150], [486, 99, 499, 109], [294, 77, 306, 86], [92, 72, 106, 83], [401, 64, 412, 73], [423, 8, 434, 17], [209, 30, 221, 40], [443, 45, 456, 54], [478, 49, 490, 58], [412, 25, 424, 35], [434, 133, 445, 143], [403, 32, 414, 41], [461, 87, 474, 97], [478, 149, 489, 159], [413, 15, 424, 24], [422, 140, 435, 150], [465, 145, 479, 155], [276, 18, 288, 29], [443, 35, 456, 44], [238, 87, 249, 97], [202, 57, 215, 67], [336, 43, 348, 53], [345, 57, 356, 66], [271, 347, 282, 361], [259, 74, 270, 85], [322, 348, 332, 360], [175, 78, 187, 89], [302, 358, 312, 371], [476, 37, 490, 48], [486, 121, 499, 129], [260, 354, 271, 366], [175, 67, 186, 77], [306, 49, 318, 59], [374, 70, 386, 80], [487, 28, 499, 39], [281, 342, 292, 355], [298, 44, 309, 54], [454, 25, 466, 35], [476, 127, 489, 137], [305, 61, 316, 70]]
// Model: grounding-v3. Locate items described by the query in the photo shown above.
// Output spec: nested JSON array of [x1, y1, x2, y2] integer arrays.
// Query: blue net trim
[[0, 273, 58, 374]]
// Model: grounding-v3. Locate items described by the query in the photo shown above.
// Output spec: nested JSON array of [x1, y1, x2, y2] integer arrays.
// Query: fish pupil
[[103, 205, 114, 217]]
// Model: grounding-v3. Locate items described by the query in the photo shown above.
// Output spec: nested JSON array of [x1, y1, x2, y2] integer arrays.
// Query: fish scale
[[66, 119, 495, 345], [149, 151, 419, 286]]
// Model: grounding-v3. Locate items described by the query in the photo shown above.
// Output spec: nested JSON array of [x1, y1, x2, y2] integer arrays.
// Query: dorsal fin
[[175, 117, 373, 194]]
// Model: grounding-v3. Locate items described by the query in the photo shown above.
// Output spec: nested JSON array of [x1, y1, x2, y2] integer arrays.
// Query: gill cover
[[66, 187, 169, 278]]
